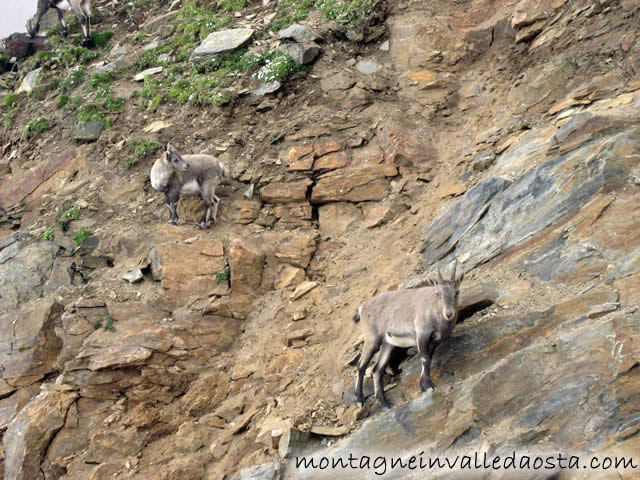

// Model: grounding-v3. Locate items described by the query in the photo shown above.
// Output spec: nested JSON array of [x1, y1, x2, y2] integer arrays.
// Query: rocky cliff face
[[0, 0, 639, 478]]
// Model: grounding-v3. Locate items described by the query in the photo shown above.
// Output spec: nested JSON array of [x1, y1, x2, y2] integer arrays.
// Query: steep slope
[[0, 0, 639, 479]]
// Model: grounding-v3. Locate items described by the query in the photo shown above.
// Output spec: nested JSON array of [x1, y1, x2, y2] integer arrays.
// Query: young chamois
[[28, 0, 93, 47], [353, 261, 464, 409], [150, 143, 228, 229]]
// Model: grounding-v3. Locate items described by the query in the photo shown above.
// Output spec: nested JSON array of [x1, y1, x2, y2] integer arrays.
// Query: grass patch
[[216, 267, 230, 284], [316, 0, 373, 26], [40, 228, 54, 241], [2, 93, 20, 109], [90, 72, 113, 99], [57, 94, 70, 109], [73, 228, 93, 246], [127, 138, 161, 167], [76, 104, 106, 126], [103, 97, 125, 112], [218, 0, 246, 11], [24, 117, 49, 139], [57, 205, 80, 230], [141, 77, 166, 111], [103, 315, 115, 331], [60, 66, 86, 93], [2, 112, 15, 130], [91, 31, 114, 49], [269, 0, 315, 31], [256, 52, 302, 84]]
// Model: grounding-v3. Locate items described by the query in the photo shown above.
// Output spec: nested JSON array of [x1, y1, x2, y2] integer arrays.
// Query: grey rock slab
[[71, 122, 104, 143], [421, 123, 639, 272], [278, 23, 321, 43], [123, 269, 144, 283], [134, 66, 163, 82], [4, 389, 78, 480], [95, 58, 125, 75], [355, 60, 378, 74], [379, 40, 390, 51], [0, 242, 59, 309], [232, 462, 280, 480], [191, 28, 254, 60], [252, 81, 281, 96], [16, 67, 42, 94], [277, 41, 321, 65]]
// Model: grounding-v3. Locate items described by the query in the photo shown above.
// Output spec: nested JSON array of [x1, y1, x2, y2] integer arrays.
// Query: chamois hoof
[[379, 400, 392, 410], [167, 220, 177, 226], [194, 223, 207, 230]]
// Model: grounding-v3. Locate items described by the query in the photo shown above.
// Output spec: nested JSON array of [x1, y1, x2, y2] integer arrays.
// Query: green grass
[[57, 94, 70, 109], [40, 228, 54, 241], [90, 72, 113, 99], [218, 0, 246, 11], [60, 67, 86, 93], [127, 138, 161, 167], [57, 205, 80, 229], [268, 0, 315, 31], [24, 117, 49, 139], [73, 228, 93, 246], [103, 315, 115, 331], [216, 267, 230, 284], [2, 112, 15, 130], [103, 97, 125, 112], [76, 104, 106, 126], [256, 52, 302, 84], [91, 31, 114, 49], [316, 0, 373, 26], [2, 93, 20, 109]]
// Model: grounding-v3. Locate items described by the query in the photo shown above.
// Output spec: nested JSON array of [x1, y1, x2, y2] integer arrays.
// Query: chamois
[[28, 0, 93, 47], [150, 143, 228, 229], [353, 261, 464, 409]]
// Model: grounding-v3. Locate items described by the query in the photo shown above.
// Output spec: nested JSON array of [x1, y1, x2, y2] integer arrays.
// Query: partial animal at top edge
[[28, 0, 94, 48]]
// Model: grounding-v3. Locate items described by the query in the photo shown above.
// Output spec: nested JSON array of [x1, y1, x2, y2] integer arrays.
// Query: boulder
[[0, 149, 84, 210], [277, 41, 321, 65], [71, 122, 104, 143], [318, 203, 363, 235], [4, 388, 78, 480], [421, 117, 639, 272], [261, 179, 312, 203], [16, 68, 43, 94], [0, 242, 61, 310], [278, 24, 321, 43], [191, 28, 254, 60], [311, 167, 395, 204], [149, 225, 227, 310], [0, 299, 63, 388]]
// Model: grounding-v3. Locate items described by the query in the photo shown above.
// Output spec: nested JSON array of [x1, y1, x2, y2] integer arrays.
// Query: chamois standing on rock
[[353, 261, 464, 409], [150, 143, 228, 229], [28, 0, 93, 47]]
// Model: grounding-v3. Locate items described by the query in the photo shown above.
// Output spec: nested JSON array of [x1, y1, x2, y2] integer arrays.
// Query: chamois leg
[[71, 5, 89, 47], [55, 7, 69, 36], [355, 338, 380, 407], [208, 195, 220, 226], [165, 190, 180, 225], [418, 335, 437, 393], [373, 342, 395, 409], [81, 1, 92, 41], [28, 4, 48, 38]]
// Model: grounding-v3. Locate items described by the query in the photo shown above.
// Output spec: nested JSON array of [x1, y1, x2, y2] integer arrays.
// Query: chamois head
[[431, 260, 464, 322], [165, 143, 189, 171]]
